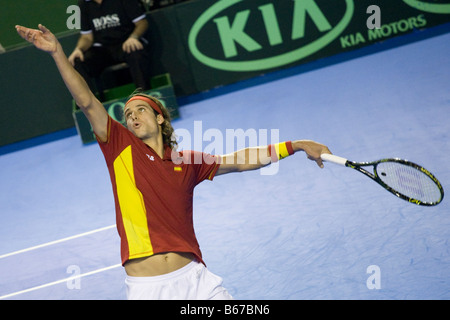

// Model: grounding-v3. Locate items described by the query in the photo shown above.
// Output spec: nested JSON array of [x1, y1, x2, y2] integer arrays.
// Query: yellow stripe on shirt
[[113, 145, 153, 259]]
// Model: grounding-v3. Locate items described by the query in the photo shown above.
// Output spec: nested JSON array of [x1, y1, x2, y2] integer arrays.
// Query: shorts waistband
[[125, 260, 201, 284]]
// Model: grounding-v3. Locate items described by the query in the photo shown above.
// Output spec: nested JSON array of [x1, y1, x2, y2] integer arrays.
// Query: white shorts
[[125, 260, 234, 300]]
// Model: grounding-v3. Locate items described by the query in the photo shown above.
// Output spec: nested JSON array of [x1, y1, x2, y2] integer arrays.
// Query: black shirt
[[79, 0, 146, 46]]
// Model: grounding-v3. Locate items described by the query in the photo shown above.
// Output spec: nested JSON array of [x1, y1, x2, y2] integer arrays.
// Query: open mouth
[[133, 122, 142, 129]]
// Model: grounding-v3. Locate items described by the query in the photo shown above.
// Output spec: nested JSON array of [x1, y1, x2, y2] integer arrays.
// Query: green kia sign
[[402, 0, 450, 14], [1, 0, 449, 147], [189, 0, 354, 72], [175, 0, 450, 92]]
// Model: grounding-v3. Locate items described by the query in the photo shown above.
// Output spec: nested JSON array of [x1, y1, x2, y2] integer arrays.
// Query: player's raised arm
[[15, 24, 109, 142]]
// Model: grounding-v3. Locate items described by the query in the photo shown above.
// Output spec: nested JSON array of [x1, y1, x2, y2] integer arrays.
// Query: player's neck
[[143, 135, 165, 159]]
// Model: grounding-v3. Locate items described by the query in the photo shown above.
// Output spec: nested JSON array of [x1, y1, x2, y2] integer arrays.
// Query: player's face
[[124, 101, 163, 140]]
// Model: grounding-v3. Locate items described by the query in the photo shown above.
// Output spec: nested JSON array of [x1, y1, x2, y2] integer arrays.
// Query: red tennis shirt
[[97, 117, 220, 266]]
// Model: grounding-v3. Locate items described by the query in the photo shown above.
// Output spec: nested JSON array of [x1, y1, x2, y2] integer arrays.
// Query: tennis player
[[16, 24, 331, 300]]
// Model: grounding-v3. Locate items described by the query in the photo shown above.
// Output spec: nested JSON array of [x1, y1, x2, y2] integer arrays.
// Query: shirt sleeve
[[186, 151, 221, 184], [96, 116, 134, 165], [79, 0, 92, 33]]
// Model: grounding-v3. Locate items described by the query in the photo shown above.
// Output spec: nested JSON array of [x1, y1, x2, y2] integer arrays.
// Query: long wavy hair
[[125, 90, 178, 150]]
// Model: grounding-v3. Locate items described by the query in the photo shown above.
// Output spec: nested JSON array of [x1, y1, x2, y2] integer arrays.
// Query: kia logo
[[403, 0, 450, 14], [188, 0, 354, 72]]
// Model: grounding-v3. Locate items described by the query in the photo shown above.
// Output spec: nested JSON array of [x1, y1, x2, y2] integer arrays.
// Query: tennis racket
[[320, 153, 444, 206]]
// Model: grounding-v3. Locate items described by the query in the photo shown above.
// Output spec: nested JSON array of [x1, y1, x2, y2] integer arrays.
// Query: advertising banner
[[1, 0, 449, 148], [175, 0, 450, 91]]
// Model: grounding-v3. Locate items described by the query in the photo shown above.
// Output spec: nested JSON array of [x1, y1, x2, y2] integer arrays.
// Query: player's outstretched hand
[[295, 140, 332, 169], [15, 24, 58, 54]]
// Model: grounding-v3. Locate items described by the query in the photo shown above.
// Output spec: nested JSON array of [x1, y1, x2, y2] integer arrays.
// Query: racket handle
[[321, 153, 348, 166]]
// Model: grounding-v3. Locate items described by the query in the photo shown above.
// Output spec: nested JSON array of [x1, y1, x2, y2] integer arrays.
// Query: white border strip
[[0, 263, 121, 300], [0, 225, 115, 260]]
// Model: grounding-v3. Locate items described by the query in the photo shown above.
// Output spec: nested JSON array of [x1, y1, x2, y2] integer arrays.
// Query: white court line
[[0, 263, 122, 300], [0, 225, 116, 260]]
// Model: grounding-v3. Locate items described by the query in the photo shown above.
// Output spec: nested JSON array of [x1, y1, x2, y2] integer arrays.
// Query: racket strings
[[376, 162, 441, 203]]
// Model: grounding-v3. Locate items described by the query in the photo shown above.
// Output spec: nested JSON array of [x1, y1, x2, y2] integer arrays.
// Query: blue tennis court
[[0, 31, 449, 300]]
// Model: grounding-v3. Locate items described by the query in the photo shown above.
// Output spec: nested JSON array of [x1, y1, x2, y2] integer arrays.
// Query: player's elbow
[[75, 94, 94, 110]]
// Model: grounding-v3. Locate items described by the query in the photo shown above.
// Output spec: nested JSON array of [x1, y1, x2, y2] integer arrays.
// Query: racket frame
[[321, 153, 444, 206]]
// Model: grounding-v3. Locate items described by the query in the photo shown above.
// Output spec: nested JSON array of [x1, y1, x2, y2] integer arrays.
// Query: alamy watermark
[[103, 103, 283, 175], [174, 121, 282, 176], [66, 265, 81, 290], [366, 265, 381, 290], [367, 5, 382, 30], [66, 5, 81, 30]]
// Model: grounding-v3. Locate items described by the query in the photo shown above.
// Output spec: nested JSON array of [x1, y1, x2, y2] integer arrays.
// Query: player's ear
[[156, 113, 164, 125]]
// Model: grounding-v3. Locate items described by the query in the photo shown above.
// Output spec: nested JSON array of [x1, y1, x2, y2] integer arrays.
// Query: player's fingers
[[308, 155, 324, 168], [319, 150, 332, 168], [15, 25, 25, 34], [25, 30, 34, 42], [317, 159, 324, 168], [38, 24, 48, 32], [312, 156, 324, 168], [15, 26, 27, 39]]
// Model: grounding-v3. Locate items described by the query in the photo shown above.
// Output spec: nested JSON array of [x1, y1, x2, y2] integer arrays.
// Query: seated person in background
[[69, 0, 151, 96]]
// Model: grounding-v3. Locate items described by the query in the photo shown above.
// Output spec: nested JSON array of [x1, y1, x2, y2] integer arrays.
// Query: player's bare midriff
[[124, 252, 195, 277]]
